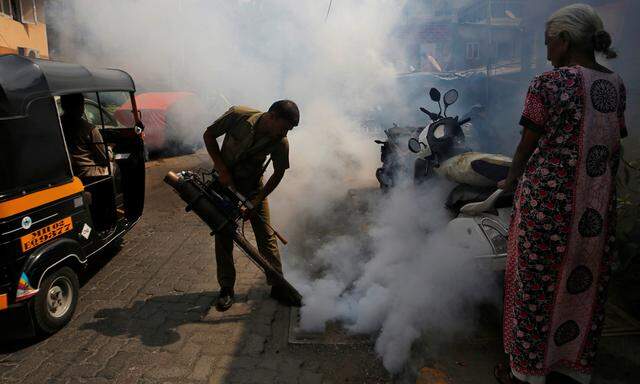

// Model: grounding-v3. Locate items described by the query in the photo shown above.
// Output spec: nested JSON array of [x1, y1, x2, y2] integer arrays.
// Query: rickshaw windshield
[[55, 91, 136, 129], [0, 97, 73, 200], [95, 91, 136, 129]]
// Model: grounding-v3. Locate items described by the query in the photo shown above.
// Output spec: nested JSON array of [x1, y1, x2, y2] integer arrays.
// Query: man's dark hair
[[268, 100, 299, 127]]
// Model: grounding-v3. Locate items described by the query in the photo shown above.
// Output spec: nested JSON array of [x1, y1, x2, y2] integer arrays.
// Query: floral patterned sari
[[504, 65, 627, 383]]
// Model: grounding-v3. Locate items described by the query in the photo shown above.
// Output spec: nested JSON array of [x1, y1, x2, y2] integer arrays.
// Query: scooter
[[374, 88, 475, 189], [374, 124, 422, 189], [450, 189, 511, 271], [407, 87, 513, 271]]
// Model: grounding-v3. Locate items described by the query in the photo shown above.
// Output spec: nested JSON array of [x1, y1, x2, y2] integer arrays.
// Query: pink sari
[[504, 66, 627, 382]]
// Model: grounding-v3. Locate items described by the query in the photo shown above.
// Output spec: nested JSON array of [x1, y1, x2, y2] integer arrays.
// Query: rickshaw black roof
[[0, 54, 135, 117]]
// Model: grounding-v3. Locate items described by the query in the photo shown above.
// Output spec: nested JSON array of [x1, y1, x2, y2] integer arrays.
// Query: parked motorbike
[[408, 87, 514, 271], [374, 88, 471, 189], [374, 125, 422, 189]]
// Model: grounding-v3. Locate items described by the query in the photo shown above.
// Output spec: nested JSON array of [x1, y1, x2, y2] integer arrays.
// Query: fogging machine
[[164, 169, 301, 306]]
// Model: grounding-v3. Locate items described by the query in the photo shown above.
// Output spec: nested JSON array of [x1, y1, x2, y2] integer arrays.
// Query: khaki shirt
[[206, 106, 289, 182], [61, 115, 110, 178]]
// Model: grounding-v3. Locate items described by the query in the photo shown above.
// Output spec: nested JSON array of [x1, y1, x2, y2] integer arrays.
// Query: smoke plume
[[45, 0, 504, 372]]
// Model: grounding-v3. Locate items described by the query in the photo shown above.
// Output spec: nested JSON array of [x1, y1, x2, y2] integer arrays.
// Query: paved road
[[3, 152, 639, 384], [0, 153, 390, 384]]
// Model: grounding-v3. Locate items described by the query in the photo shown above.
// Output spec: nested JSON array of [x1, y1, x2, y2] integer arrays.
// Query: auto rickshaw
[[0, 54, 145, 335]]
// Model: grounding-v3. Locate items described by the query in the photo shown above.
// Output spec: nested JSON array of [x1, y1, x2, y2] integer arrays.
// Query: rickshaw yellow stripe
[[0, 178, 84, 219]]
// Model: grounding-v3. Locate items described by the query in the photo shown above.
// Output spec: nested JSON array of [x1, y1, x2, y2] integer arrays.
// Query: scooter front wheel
[[376, 168, 388, 189], [414, 158, 432, 185]]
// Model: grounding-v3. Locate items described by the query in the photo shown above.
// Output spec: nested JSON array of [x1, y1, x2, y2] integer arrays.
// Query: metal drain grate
[[288, 307, 372, 345]]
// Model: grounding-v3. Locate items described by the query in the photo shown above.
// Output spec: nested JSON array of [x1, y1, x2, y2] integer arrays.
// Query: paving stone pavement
[[0, 153, 391, 384]]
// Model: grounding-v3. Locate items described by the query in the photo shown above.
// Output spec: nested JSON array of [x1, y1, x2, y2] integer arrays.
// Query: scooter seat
[[470, 159, 510, 183], [435, 152, 512, 187], [446, 184, 513, 213]]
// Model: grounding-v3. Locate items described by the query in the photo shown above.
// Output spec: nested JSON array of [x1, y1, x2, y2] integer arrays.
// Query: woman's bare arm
[[499, 128, 542, 191]]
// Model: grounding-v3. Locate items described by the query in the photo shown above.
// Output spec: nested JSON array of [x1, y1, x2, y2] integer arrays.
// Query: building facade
[[398, 0, 525, 74], [0, 0, 48, 58], [454, 0, 525, 73]]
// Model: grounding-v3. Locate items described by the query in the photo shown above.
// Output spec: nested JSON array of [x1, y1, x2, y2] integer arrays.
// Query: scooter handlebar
[[420, 107, 440, 121]]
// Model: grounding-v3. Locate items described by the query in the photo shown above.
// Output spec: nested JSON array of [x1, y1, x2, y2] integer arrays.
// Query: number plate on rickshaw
[[20, 217, 73, 252]]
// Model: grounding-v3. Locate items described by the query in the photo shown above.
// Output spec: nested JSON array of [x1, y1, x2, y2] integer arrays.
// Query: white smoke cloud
[[288, 180, 500, 372], [48, 0, 500, 373], [48, 0, 404, 215]]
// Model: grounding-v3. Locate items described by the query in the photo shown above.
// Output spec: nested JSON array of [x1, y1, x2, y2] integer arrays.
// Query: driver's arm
[[90, 125, 110, 166]]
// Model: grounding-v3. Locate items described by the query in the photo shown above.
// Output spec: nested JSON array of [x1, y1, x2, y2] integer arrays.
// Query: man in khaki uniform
[[203, 100, 299, 310]]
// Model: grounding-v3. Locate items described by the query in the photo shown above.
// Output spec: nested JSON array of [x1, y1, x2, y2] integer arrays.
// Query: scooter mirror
[[429, 88, 441, 102], [443, 89, 459, 106], [408, 138, 421, 153]]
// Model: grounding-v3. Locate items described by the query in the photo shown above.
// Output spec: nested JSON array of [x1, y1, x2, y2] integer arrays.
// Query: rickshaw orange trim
[[0, 177, 84, 219]]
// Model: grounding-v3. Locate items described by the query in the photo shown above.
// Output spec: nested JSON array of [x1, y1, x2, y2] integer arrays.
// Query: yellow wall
[[0, 16, 49, 58]]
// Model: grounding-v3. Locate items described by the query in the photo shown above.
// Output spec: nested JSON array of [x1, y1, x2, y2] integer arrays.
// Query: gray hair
[[546, 3, 617, 59]]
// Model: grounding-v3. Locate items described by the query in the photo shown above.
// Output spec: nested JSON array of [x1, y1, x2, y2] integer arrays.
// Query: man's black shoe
[[215, 288, 234, 312]]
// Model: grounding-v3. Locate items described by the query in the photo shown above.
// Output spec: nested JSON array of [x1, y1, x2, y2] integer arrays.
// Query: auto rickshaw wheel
[[32, 267, 79, 334]]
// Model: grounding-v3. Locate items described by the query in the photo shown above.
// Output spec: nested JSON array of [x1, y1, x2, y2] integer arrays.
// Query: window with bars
[[0, 0, 38, 23], [0, 0, 12, 17], [466, 42, 480, 60], [20, 0, 37, 24]]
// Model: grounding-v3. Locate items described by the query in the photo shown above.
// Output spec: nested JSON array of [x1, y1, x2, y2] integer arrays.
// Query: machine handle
[[264, 221, 288, 245], [167, 169, 289, 245]]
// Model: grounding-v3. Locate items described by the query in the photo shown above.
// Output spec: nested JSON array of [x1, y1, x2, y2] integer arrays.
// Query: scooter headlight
[[482, 224, 507, 254], [433, 123, 446, 139]]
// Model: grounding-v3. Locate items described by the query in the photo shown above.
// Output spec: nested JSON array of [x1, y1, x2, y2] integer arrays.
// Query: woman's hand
[[497, 179, 515, 192]]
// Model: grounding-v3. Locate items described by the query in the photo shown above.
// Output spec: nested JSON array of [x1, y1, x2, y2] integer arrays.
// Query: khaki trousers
[[214, 196, 283, 289]]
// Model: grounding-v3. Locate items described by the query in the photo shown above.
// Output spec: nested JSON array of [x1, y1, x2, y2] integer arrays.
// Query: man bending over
[[203, 100, 299, 311]]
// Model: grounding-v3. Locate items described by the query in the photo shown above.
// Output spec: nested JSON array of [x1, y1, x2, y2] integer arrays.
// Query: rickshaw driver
[[203, 100, 299, 311], [60, 93, 116, 232], [60, 93, 111, 178]]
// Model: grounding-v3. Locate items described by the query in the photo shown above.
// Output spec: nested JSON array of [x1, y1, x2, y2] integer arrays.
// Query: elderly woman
[[495, 4, 627, 384]]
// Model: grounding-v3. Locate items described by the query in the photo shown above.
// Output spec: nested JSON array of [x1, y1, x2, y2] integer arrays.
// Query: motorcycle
[[374, 124, 422, 189], [408, 87, 514, 271]]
